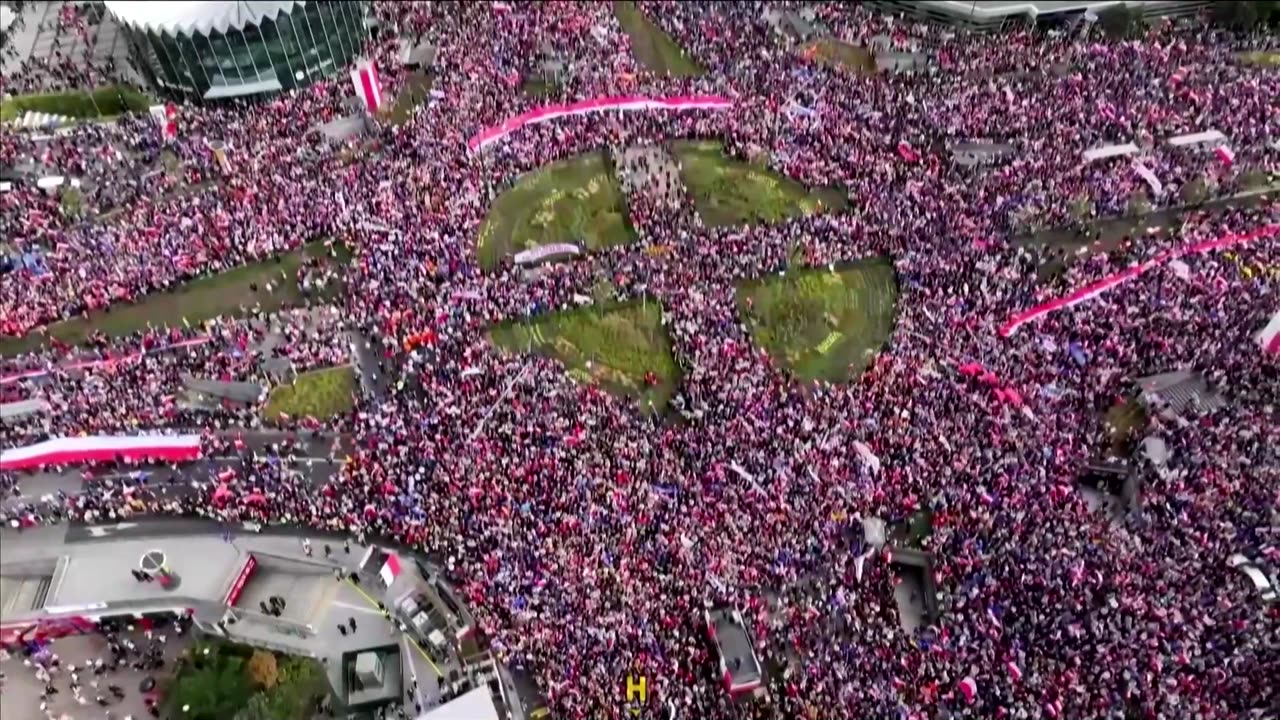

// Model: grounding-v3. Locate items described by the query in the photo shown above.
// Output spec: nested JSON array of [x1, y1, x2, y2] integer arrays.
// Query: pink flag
[[1214, 146, 1235, 166]]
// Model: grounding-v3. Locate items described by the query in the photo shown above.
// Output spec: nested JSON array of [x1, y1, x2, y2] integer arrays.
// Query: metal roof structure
[[104, 1, 302, 37]]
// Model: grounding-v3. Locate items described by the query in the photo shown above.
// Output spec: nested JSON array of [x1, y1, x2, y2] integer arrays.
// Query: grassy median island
[[490, 301, 679, 412], [614, 0, 704, 76], [673, 140, 848, 227], [477, 152, 635, 270], [263, 365, 358, 421], [0, 85, 152, 122], [737, 259, 898, 382], [0, 241, 350, 357]]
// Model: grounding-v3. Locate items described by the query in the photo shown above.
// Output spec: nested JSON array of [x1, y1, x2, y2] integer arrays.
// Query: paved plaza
[[0, 519, 511, 720], [0, 626, 190, 720]]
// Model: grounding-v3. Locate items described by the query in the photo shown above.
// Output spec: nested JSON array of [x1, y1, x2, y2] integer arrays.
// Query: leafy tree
[[1212, 1, 1280, 27], [1180, 175, 1209, 206], [60, 187, 83, 219], [1097, 4, 1138, 38], [167, 655, 254, 720], [1068, 193, 1094, 222], [246, 649, 279, 690], [1126, 189, 1152, 217]]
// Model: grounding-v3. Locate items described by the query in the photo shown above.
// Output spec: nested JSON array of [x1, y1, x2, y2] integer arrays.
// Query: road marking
[[332, 600, 385, 615], [85, 522, 139, 538], [344, 579, 442, 676], [403, 635, 426, 707]]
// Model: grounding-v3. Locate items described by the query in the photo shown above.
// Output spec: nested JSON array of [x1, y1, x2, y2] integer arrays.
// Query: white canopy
[[105, 1, 302, 36], [1, 398, 52, 420], [416, 687, 501, 720], [1167, 130, 1226, 148], [1082, 143, 1139, 162]]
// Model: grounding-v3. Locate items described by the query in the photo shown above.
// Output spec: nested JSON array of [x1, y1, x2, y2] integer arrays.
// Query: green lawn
[[490, 301, 679, 412], [614, 1, 704, 76], [165, 641, 328, 720], [478, 152, 635, 269], [0, 85, 151, 123], [803, 38, 876, 73], [522, 75, 560, 99], [0, 241, 348, 356], [673, 141, 848, 227], [263, 365, 358, 421], [383, 70, 434, 126], [737, 259, 898, 383], [1240, 50, 1280, 67]]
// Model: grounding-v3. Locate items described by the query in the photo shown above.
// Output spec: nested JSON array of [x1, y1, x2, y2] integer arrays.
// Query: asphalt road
[[5, 455, 343, 512]]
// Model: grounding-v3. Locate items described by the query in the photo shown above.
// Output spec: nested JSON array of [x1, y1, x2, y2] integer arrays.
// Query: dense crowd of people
[[2, 3, 1278, 720]]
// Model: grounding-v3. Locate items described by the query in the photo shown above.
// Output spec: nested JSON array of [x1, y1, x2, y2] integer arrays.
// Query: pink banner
[[467, 94, 733, 153], [0, 336, 212, 386], [0, 434, 202, 471], [999, 223, 1279, 337]]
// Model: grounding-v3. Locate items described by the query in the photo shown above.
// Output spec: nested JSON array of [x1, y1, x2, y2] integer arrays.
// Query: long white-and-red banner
[[1, 434, 202, 471], [999, 223, 1279, 337], [467, 94, 733, 153]]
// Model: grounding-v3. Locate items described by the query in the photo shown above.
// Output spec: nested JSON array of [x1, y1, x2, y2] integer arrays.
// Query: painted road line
[[345, 578, 442, 676], [332, 600, 386, 615]]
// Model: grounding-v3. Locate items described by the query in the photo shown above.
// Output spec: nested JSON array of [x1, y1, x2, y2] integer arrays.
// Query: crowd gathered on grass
[[2, 3, 1279, 720]]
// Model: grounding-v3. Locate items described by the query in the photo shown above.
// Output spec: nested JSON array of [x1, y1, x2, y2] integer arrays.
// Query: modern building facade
[[869, 1, 1211, 31], [104, 1, 371, 102]]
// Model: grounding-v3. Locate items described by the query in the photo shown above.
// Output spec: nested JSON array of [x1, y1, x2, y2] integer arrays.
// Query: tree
[[1068, 193, 1094, 223], [246, 649, 279, 689], [1212, 1, 1259, 27], [1097, 4, 1138, 38], [1180, 175, 1211, 206], [1126, 189, 1152, 217], [1211, 1, 1280, 27], [167, 655, 254, 720]]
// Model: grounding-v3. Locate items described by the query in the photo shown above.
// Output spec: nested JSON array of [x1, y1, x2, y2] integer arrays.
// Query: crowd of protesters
[[2, 2, 1278, 720]]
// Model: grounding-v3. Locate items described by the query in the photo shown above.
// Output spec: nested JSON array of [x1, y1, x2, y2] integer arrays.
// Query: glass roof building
[[105, 1, 371, 102]]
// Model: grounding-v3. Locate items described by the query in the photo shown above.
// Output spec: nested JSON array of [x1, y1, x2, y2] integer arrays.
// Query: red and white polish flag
[[1257, 310, 1280, 354], [148, 103, 178, 142], [351, 59, 383, 114]]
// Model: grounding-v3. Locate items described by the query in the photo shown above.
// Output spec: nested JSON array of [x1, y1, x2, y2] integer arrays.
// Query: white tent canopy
[[105, 1, 302, 36], [1, 398, 52, 421], [415, 687, 500, 720], [1082, 143, 1139, 162], [1167, 130, 1226, 148]]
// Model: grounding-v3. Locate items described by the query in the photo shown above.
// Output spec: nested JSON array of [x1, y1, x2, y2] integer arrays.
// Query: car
[[704, 607, 765, 698]]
